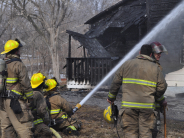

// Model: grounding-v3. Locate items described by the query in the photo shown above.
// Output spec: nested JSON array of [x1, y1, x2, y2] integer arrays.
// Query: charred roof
[[85, 0, 146, 38], [85, 0, 130, 24]]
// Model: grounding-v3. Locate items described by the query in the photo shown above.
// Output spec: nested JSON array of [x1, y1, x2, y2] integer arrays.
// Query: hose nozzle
[[73, 107, 78, 114], [73, 103, 82, 114]]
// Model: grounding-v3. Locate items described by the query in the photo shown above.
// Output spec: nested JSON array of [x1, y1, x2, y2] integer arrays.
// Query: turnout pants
[[121, 108, 157, 138], [0, 98, 33, 138]]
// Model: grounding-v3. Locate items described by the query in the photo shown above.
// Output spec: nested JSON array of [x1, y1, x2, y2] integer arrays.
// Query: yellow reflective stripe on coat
[[25, 91, 33, 98], [157, 95, 164, 102], [6, 78, 18, 83], [68, 126, 77, 130], [60, 115, 68, 119], [11, 90, 23, 96], [33, 119, 43, 125], [108, 92, 116, 98], [123, 78, 156, 87], [121, 101, 155, 109], [50, 109, 62, 114]]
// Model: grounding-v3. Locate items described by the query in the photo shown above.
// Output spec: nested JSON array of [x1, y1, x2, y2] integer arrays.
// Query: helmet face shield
[[151, 42, 168, 54], [153, 45, 168, 54]]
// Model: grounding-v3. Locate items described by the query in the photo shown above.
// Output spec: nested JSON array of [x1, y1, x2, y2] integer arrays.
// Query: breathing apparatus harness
[[45, 92, 65, 126], [0, 58, 25, 114], [1, 58, 22, 98]]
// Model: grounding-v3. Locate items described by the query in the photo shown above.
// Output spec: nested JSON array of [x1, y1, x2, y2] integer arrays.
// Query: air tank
[[0, 59, 6, 92]]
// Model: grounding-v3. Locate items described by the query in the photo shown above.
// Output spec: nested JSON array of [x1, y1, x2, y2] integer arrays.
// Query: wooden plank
[[105, 59, 107, 75], [68, 35, 71, 58], [83, 47, 86, 58], [81, 58, 84, 82], [95, 59, 97, 85], [77, 59, 79, 83], [98, 59, 100, 83], [102, 59, 104, 79], [85, 58, 88, 84], [66, 58, 69, 79], [70, 58, 73, 80], [74, 59, 76, 81], [91, 59, 93, 85]]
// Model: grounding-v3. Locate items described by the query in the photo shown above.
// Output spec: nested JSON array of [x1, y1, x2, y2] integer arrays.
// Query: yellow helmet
[[103, 106, 114, 124], [31, 73, 45, 88], [45, 79, 57, 92], [1, 40, 20, 54]]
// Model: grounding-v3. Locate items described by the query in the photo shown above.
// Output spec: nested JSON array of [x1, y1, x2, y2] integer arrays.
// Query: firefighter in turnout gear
[[45, 78, 81, 136], [107, 44, 167, 138], [30, 73, 53, 138], [0, 39, 34, 138], [151, 42, 168, 138]]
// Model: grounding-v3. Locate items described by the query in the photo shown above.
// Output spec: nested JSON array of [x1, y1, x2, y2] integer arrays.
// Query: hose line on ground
[[50, 127, 62, 138]]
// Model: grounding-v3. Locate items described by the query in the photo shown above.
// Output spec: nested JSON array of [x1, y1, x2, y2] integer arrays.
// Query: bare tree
[[11, 0, 71, 81], [0, 0, 11, 38]]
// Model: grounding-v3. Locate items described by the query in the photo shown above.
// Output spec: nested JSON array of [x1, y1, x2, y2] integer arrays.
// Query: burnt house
[[66, 0, 184, 89]]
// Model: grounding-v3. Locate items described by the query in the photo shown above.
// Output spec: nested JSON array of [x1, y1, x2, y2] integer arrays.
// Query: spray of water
[[74, 0, 184, 110]]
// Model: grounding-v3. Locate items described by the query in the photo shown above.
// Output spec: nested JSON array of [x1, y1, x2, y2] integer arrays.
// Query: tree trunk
[[51, 51, 60, 82], [50, 29, 60, 82]]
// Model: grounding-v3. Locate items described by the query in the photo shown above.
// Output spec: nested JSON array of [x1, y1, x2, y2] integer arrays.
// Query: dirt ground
[[58, 104, 184, 138]]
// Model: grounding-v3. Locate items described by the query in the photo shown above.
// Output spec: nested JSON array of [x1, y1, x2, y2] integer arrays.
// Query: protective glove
[[10, 99, 22, 114], [43, 117, 50, 126]]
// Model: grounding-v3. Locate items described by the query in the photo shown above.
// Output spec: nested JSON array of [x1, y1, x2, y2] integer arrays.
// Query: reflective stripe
[[30, 107, 37, 111], [6, 78, 18, 83], [22, 96, 27, 100], [155, 103, 160, 108], [123, 78, 156, 87], [25, 91, 33, 98], [121, 101, 155, 109], [33, 119, 43, 125], [50, 109, 62, 114], [68, 126, 77, 130], [60, 115, 68, 119], [11, 90, 23, 96], [108, 92, 116, 99], [157, 95, 164, 102]]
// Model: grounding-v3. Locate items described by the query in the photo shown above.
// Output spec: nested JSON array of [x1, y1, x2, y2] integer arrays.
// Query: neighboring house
[[66, 0, 184, 89]]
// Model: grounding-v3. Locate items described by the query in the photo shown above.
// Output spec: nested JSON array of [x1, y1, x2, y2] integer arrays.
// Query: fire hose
[[50, 127, 62, 138]]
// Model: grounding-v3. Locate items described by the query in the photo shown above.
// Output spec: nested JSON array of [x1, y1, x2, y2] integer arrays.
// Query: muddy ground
[[58, 88, 184, 138]]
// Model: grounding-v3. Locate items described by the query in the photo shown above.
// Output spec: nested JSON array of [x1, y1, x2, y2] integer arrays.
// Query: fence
[[66, 57, 119, 89]]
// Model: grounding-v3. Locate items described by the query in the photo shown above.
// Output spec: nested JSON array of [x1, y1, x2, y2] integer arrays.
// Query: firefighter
[[151, 41, 168, 137], [30, 73, 53, 138], [0, 39, 34, 138], [107, 44, 167, 138], [44, 78, 81, 136]]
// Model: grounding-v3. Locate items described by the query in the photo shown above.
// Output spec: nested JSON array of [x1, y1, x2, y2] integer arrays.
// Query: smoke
[[147, 2, 184, 74]]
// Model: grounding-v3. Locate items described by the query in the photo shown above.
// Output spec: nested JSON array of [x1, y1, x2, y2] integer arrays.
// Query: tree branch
[[56, 0, 68, 28]]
